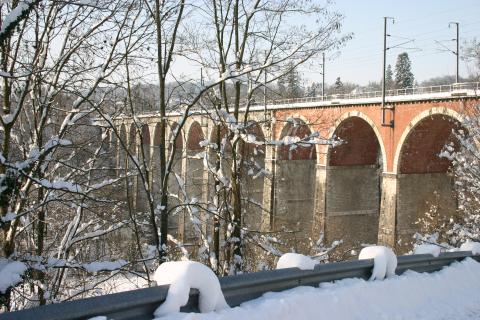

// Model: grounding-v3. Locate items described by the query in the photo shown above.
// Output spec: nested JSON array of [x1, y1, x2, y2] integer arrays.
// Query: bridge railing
[[4, 251, 479, 320], [250, 81, 480, 107]]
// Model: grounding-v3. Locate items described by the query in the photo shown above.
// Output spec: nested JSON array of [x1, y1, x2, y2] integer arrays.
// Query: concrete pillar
[[201, 122, 211, 237], [395, 172, 457, 253], [378, 173, 397, 247], [131, 145, 139, 213], [178, 146, 188, 242], [274, 159, 316, 252], [261, 141, 276, 232], [312, 164, 327, 239], [115, 126, 121, 177], [324, 165, 380, 256]]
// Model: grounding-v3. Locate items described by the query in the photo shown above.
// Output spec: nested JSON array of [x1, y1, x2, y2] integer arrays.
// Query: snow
[[276, 253, 318, 271], [358, 246, 397, 280], [44, 137, 72, 150], [83, 260, 127, 273], [413, 244, 441, 257], [39, 179, 82, 193], [0, 71, 12, 78], [0, 259, 27, 293], [1, 212, 17, 222], [2, 114, 14, 124], [0, 1, 34, 36], [157, 258, 480, 320], [154, 261, 229, 317], [460, 241, 480, 255]]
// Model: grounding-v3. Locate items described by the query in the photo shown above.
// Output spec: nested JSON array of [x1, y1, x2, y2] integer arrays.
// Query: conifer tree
[[334, 76, 343, 93], [395, 52, 415, 89], [278, 63, 303, 98]]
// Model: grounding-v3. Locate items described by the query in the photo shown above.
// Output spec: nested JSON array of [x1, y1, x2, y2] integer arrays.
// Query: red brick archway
[[398, 115, 462, 174], [187, 122, 204, 152], [277, 118, 316, 161], [329, 116, 380, 167]]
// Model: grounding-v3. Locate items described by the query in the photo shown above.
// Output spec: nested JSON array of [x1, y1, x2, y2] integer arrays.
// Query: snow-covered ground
[[156, 258, 480, 320]]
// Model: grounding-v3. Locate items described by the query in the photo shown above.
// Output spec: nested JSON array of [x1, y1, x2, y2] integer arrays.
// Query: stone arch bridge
[[113, 82, 480, 255]]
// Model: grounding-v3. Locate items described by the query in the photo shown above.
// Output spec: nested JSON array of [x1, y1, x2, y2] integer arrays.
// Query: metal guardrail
[[4, 251, 479, 320], [249, 81, 480, 107]]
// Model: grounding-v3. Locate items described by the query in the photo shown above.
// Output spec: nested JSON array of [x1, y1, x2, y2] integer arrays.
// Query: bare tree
[[0, 0, 351, 311], [180, 0, 350, 274], [0, 0, 154, 310]]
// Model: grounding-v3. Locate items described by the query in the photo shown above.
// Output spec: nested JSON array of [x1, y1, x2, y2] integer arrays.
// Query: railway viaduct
[[114, 83, 480, 256]]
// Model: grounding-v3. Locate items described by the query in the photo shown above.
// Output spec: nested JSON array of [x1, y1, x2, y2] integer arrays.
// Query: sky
[[168, 0, 480, 87], [306, 0, 480, 86]]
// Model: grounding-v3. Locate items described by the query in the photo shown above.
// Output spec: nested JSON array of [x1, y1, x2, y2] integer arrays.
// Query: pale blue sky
[[308, 0, 480, 85]]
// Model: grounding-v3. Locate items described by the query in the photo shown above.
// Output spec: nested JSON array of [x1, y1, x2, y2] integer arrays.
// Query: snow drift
[[358, 246, 397, 280], [157, 258, 480, 320], [460, 241, 480, 255], [276, 253, 318, 270], [413, 244, 441, 257], [153, 261, 229, 317]]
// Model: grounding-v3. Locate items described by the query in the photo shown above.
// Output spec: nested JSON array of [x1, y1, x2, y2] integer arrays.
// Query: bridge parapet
[[248, 81, 480, 111]]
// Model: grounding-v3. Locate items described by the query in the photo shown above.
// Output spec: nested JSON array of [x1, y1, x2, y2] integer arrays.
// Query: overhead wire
[[304, 4, 480, 84]]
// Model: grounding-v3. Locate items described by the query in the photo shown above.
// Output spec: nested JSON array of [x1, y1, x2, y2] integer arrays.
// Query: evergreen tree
[[463, 38, 480, 79], [306, 82, 321, 97], [395, 52, 414, 89], [278, 63, 303, 98], [385, 64, 394, 90], [334, 76, 343, 93]]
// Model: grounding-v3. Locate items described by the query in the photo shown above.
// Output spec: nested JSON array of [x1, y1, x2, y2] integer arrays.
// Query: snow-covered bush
[[441, 111, 480, 245]]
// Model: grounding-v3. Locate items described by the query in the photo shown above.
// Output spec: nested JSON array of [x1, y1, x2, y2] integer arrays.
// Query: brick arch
[[393, 107, 465, 174], [210, 124, 232, 152], [187, 121, 205, 151], [327, 111, 387, 169], [242, 120, 266, 157], [277, 117, 317, 161]]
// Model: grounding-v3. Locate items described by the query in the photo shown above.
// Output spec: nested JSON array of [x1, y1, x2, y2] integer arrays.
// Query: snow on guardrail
[[3, 250, 480, 320]]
